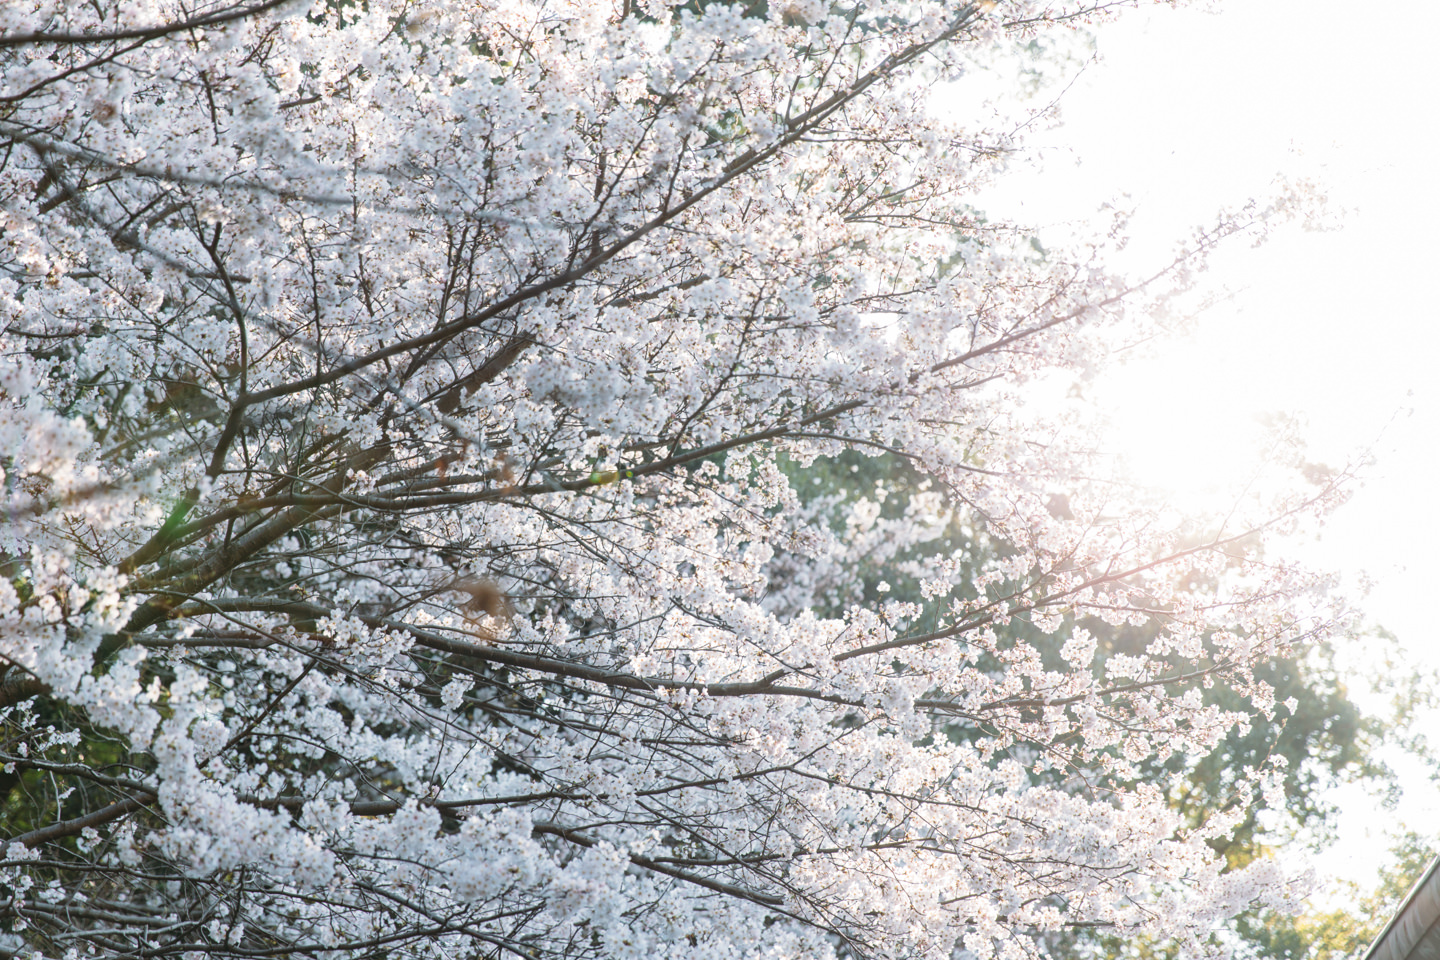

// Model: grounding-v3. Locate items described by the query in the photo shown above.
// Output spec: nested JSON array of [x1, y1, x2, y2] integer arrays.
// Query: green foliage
[[1238, 832, 1439, 960]]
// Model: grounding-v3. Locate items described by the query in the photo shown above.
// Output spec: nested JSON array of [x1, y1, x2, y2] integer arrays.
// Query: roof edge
[[1362, 854, 1440, 960]]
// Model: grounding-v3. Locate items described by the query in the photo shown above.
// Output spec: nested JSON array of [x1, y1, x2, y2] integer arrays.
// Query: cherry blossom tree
[[0, 1, 1347, 959]]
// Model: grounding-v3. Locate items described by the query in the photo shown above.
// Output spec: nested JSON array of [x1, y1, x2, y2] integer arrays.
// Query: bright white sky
[[954, 0, 1440, 901]]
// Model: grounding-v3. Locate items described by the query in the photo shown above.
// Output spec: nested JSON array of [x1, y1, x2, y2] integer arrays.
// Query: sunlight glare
[[1091, 319, 1279, 514]]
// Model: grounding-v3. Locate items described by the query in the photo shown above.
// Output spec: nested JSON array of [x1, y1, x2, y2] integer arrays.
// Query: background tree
[[0, 2, 1346, 960], [1230, 831, 1440, 960]]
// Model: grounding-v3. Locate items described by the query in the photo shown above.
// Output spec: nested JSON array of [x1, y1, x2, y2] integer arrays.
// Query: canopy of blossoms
[[0, 1, 1343, 959]]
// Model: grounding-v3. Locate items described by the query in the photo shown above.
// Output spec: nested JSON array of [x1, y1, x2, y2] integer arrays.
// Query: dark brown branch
[[0, 0, 296, 49], [431, 335, 532, 415], [0, 672, 48, 709], [533, 821, 786, 907], [12, 795, 153, 849]]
